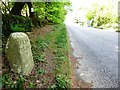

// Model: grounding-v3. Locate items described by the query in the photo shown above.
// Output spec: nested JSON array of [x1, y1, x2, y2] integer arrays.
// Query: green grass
[[31, 23, 71, 88], [2, 23, 71, 88], [28, 82, 36, 88], [33, 53, 46, 62], [36, 68, 46, 75], [32, 36, 49, 63], [33, 23, 71, 88], [2, 74, 25, 89], [0, 76, 2, 88], [10, 24, 25, 32], [48, 24, 71, 88]]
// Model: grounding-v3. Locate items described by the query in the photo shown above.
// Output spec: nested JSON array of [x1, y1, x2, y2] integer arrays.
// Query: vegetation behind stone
[[2, 14, 32, 36]]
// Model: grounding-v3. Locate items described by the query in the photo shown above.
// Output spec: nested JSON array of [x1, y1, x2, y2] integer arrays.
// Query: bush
[[94, 13, 112, 27], [86, 3, 118, 29], [2, 14, 32, 35]]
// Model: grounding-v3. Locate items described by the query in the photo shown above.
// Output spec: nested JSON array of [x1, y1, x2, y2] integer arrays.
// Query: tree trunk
[[27, 2, 34, 17], [10, 2, 25, 15], [10, 0, 34, 17]]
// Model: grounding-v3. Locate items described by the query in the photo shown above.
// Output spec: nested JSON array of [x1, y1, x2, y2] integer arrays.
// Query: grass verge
[[2, 23, 71, 89], [49, 24, 71, 88]]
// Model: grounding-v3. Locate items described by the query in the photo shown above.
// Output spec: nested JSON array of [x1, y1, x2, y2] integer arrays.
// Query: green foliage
[[86, 4, 98, 20], [16, 75, 25, 89], [32, 36, 49, 63], [2, 74, 15, 88], [93, 7, 113, 26], [0, 76, 2, 88], [36, 68, 46, 75], [28, 82, 36, 88], [48, 84, 57, 89], [45, 2, 67, 24], [33, 53, 45, 62], [1, 2, 14, 14], [85, 2, 118, 29], [10, 24, 25, 32], [33, 2, 45, 19], [49, 24, 70, 89], [36, 37, 48, 51], [33, 2, 70, 24], [32, 23, 70, 89], [2, 14, 32, 35], [2, 2, 70, 29], [2, 74, 25, 89], [56, 74, 70, 88]]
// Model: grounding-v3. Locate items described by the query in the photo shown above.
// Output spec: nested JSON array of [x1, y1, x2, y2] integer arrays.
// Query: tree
[[86, 3, 98, 21], [85, 1, 118, 28], [10, 0, 34, 17], [33, 2, 70, 24], [1, 1, 14, 14], [44, 2, 69, 24]]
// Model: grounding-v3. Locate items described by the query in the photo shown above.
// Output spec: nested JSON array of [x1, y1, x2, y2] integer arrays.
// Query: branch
[[2, 1, 11, 13]]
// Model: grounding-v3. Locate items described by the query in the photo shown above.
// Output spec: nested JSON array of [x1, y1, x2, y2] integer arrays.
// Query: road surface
[[66, 24, 119, 88]]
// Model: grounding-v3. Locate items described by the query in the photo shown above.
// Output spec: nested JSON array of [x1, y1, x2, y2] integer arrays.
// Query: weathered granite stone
[[5, 32, 34, 75]]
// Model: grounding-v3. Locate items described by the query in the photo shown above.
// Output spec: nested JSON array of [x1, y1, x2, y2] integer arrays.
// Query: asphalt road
[[66, 24, 119, 88]]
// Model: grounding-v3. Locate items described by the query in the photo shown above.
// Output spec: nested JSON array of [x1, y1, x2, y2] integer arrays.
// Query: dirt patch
[[27, 25, 53, 39], [26, 25, 56, 88]]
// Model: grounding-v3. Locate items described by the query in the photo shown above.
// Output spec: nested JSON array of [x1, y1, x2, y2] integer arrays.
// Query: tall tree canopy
[[2, 1, 70, 24], [33, 2, 70, 24]]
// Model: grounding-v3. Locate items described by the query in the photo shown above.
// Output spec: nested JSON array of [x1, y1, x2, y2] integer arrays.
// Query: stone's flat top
[[10, 32, 28, 38], [10, 32, 27, 36]]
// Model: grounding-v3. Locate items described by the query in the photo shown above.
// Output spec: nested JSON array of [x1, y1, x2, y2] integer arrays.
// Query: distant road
[[66, 24, 118, 88]]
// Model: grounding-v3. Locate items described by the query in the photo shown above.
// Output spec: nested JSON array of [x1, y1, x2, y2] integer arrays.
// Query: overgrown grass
[[49, 24, 71, 89], [2, 73, 25, 89], [32, 23, 71, 88], [2, 23, 71, 88]]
